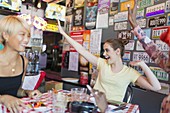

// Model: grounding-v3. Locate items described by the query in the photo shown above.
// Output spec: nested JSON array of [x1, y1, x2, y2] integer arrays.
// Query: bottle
[[26, 51, 33, 75], [34, 50, 40, 74]]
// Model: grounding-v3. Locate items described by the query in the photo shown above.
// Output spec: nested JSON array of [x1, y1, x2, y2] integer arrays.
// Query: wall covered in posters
[[62, 0, 170, 93]]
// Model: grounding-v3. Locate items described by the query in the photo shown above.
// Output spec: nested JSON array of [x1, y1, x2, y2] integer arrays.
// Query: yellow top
[[94, 58, 141, 102]]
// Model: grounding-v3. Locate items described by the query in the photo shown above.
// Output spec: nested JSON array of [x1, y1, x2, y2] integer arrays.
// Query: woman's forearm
[[133, 26, 170, 74], [139, 62, 161, 90]]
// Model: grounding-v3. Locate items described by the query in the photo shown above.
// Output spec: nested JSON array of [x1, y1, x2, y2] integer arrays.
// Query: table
[[0, 91, 140, 113]]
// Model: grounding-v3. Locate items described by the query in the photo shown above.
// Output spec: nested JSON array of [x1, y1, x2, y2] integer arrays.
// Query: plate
[[62, 78, 79, 83], [34, 107, 51, 112]]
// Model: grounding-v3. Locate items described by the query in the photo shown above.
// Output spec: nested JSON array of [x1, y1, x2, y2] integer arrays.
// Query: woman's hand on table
[[93, 90, 108, 113], [26, 90, 42, 99], [0, 95, 25, 113]]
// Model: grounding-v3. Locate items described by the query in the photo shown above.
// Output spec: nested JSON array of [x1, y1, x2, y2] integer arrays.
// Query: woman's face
[[7, 28, 30, 52], [103, 43, 118, 65]]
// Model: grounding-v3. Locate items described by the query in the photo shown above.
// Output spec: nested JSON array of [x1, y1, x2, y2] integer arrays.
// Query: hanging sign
[[148, 15, 166, 28], [146, 3, 165, 18]]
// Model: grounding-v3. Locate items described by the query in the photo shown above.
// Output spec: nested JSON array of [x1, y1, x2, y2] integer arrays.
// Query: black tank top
[[0, 55, 24, 97]]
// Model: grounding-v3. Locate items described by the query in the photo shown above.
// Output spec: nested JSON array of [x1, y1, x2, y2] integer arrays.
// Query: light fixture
[[37, 0, 41, 8]]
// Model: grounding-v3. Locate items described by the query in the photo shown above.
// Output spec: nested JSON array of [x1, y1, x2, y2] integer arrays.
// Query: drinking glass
[[71, 88, 87, 102], [52, 92, 68, 113]]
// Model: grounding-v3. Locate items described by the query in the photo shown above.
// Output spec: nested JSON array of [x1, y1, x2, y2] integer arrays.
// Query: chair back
[[123, 83, 133, 103]]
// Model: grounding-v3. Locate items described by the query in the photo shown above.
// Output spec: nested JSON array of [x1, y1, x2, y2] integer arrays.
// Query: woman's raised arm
[[57, 20, 98, 66]]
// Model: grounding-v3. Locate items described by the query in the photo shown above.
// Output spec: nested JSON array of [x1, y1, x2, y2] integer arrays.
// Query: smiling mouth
[[105, 56, 110, 60]]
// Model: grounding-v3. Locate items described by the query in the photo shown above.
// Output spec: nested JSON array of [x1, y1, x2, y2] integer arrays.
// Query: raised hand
[[128, 0, 138, 29], [129, 60, 144, 67], [0, 95, 26, 113], [57, 19, 65, 35]]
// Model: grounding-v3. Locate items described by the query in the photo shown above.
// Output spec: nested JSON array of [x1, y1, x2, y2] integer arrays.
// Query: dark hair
[[104, 39, 128, 58]]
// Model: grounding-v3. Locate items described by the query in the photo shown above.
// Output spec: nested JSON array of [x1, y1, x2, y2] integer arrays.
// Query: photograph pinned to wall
[[114, 21, 128, 31], [73, 7, 84, 26], [165, 0, 170, 12], [134, 28, 151, 40], [10, 0, 22, 11], [133, 52, 150, 63], [152, 26, 168, 39], [87, 0, 98, 7], [122, 51, 131, 61], [138, 0, 154, 9], [146, 3, 165, 18], [85, 5, 98, 30], [109, 0, 119, 16], [150, 66, 169, 82], [120, 0, 134, 12], [65, 15, 73, 33], [125, 40, 135, 50], [74, 0, 85, 8], [96, 0, 110, 28], [148, 15, 166, 28]]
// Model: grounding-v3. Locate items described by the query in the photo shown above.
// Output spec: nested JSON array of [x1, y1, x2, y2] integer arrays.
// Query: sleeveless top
[[0, 55, 24, 97]]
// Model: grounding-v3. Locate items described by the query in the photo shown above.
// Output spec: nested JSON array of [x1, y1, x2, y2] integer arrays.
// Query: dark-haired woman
[[57, 20, 160, 102]]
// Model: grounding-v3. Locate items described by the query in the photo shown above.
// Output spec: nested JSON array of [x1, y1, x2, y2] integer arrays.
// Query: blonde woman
[[0, 16, 41, 113]]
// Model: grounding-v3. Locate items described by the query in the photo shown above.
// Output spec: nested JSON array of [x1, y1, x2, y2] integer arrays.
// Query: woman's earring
[[0, 43, 4, 50]]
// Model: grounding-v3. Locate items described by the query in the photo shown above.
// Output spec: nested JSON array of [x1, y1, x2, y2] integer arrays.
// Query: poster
[[68, 52, 79, 71], [96, 0, 110, 28], [109, 0, 119, 15], [70, 31, 84, 52], [73, 7, 84, 26], [85, 6, 98, 30]]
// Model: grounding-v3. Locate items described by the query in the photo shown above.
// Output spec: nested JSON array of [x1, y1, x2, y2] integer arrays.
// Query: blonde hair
[[0, 15, 30, 44]]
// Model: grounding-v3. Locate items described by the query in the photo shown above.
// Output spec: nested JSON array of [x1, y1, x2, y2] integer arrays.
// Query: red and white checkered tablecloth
[[0, 91, 139, 113], [0, 92, 53, 113]]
